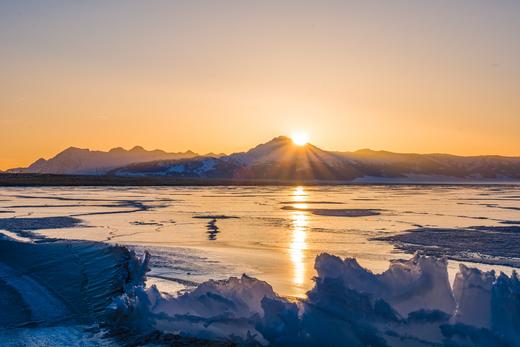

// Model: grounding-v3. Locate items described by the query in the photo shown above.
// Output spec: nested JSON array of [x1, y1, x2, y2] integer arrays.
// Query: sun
[[291, 132, 309, 146]]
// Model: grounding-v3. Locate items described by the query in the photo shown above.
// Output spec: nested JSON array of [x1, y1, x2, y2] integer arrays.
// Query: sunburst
[[291, 132, 309, 146]]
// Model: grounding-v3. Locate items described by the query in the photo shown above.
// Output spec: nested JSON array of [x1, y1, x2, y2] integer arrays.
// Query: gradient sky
[[1, 1, 519, 170]]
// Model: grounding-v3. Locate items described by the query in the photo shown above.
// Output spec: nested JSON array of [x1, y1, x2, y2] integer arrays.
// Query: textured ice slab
[[0, 239, 143, 328], [0, 326, 119, 347], [0, 262, 69, 324], [313, 253, 456, 316], [108, 253, 520, 346], [452, 264, 495, 328], [1, 237, 519, 346]]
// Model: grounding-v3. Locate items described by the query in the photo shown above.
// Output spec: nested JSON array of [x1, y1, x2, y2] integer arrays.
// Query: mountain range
[[7, 136, 520, 182], [7, 146, 200, 175]]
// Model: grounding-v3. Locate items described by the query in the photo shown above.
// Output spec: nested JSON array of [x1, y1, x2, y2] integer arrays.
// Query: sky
[[1, 1, 519, 170]]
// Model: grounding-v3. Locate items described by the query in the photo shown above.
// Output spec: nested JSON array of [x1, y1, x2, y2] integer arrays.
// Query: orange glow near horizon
[[1, 2, 519, 170]]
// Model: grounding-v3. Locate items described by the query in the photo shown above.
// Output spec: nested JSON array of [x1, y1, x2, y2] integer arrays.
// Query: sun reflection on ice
[[293, 186, 306, 201], [289, 186, 308, 287]]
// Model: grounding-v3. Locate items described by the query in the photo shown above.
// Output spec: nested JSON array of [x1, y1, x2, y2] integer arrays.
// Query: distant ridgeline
[[5, 136, 520, 183]]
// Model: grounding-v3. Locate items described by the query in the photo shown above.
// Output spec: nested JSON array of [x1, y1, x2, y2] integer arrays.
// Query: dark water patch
[[461, 197, 520, 201], [501, 220, 520, 225], [8, 196, 173, 216], [0, 216, 82, 231], [311, 227, 351, 234], [130, 221, 164, 226], [482, 203, 520, 211], [10, 195, 175, 203], [5, 203, 119, 209], [158, 219, 176, 225], [430, 212, 491, 221], [74, 209, 144, 216], [10, 195, 125, 202], [375, 226, 520, 267], [0, 210, 13, 214], [72, 200, 169, 216], [0, 216, 83, 239], [228, 194, 279, 197], [206, 219, 219, 240], [201, 194, 279, 198], [282, 206, 381, 217], [473, 225, 520, 232], [192, 215, 239, 220], [192, 216, 236, 240], [457, 215, 488, 220], [457, 201, 520, 212], [279, 200, 343, 204]]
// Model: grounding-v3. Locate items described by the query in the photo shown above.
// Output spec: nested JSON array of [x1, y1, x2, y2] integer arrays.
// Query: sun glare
[[291, 132, 309, 146]]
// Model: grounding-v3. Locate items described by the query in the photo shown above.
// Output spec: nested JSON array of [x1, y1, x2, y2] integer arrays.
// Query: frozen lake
[[1, 184, 519, 299]]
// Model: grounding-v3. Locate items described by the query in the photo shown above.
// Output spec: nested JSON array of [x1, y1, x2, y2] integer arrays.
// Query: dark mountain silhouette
[[8, 146, 198, 175], [7, 136, 520, 181], [108, 136, 520, 182]]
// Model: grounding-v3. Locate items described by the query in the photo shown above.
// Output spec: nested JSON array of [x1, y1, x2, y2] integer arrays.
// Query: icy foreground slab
[[313, 253, 456, 316], [110, 253, 520, 346], [0, 238, 143, 327], [1, 236, 519, 346]]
